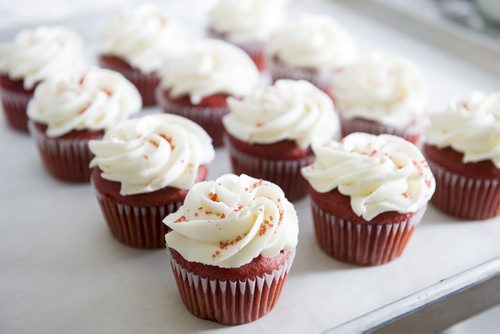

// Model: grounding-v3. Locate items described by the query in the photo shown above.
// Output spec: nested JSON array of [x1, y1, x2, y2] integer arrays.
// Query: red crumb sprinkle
[[249, 179, 264, 191], [174, 215, 186, 223], [233, 205, 243, 213], [143, 154, 148, 160], [425, 178, 432, 188], [402, 192, 409, 198], [218, 233, 248, 250], [198, 207, 203, 211], [278, 210, 284, 225], [205, 210, 213, 215], [212, 250, 221, 258], [148, 139, 159, 147], [369, 149, 378, 156], [256, 122, 263, 128], [258, 219, 274, 236], [208, 192, 219, 202], [78, 76, 85, 86], [159, 134, 175, 150], [194, 212, 199, 217], [217, 213, 225, 219]]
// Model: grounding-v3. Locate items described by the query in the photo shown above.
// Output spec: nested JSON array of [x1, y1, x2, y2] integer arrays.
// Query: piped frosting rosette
[[164, 174, 299, 268], [89, 114, 215, 195]]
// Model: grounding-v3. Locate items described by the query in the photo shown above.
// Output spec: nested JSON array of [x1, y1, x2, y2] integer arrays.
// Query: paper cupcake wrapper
[[169, 249, 295, 325], [311, 201, 425, 266], [156, 88, 229, 147], [94, 189, 181, 248], [29, 121, 96, 182], [0, 87, 31, 133], [224, 136, 313, 201], [98, 58, 159, 107], [117, 68, 159, 107], [340, 117, 422, 146], [267, 57, 331, 92], [428, 160, 500, 220]]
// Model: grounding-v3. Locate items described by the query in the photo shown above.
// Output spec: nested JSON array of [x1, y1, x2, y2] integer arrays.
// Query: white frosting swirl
[[89, 114, 215, 195], [268, 15, 357, 71], [164, 174, 298, 268], [302, 133, 435, 220], [102, 3, 188, 72], [223, 80, 339, 147], [427, 92, 500, 168], [160, 39, 260, 104], [27, 68, 141, 137], [209, 0, 287, 42], [0, 26, 86, 89], [333, 54, 428, 128]]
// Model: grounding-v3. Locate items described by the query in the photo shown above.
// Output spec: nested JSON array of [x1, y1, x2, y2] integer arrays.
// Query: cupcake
[[164, 173, 298, 325], [99, 3, 188, 106], [332, 53, 428, 145], [223, 79, 339, 201], [89, 114, 215, 248], [0, 26, 86, 132], [28, 68, 141, 182], [267, 15, 357, 91], [207, 0, 287, 71], [424, 92, 500, 220], [302, 133, 435, 266], [156, 39, 260, 147]]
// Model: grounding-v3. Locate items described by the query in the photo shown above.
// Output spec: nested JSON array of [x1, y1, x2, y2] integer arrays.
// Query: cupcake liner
[[224, 136, 313, 201], [156, 88, 228, 147], [98, 57, 159, 107], [29, 121, 96, 182], [428, 160, 500, 220], [94, 189, 182, 248], [169, 249, 295, 325], [340, 117, 422, 145], [311, 201, 425, 266], [0, 86, 31, 133], [267, 57, 331, 92], [116, 68, 159, 107]]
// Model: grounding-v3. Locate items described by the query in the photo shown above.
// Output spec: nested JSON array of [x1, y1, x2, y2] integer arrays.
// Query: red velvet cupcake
[[0, 26, 86, 132], [89, 114, 215, 248], [156, 39, 260, 147], [331, 54, 428, 145], [28, 68, 141, 182], [164, 174, 298, 325], [207, 0, 288, 72], [425, 92, 500, 220], [302, 133, 435, 266], [99, 4, 188, 106], [223, 80, 339, 201], [267, 15, 357, 91]]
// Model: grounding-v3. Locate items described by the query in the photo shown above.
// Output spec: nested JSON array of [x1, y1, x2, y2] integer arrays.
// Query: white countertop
[[1, 1, 499, 333]]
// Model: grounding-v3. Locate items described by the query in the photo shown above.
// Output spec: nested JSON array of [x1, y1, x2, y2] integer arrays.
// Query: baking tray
[[1, 0, 499, 333]]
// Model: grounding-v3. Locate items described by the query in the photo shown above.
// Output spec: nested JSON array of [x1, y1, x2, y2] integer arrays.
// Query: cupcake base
[[310, 188, 424, 266], [98, 54, 159, 106], [424, 144, 500, 220], [0, 74, 35, 133], [168, 248, 295, 325], [92, 166, 208, 248], [29, 121, 102, 182], [340, 117, 422, 145], [156, 88, 229, 147], [224, 134, 313, 201]]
